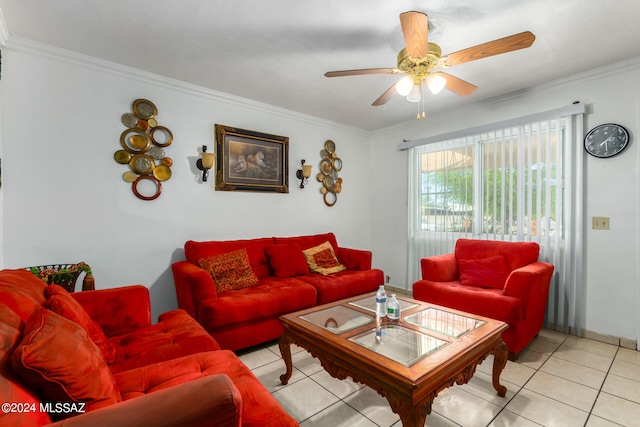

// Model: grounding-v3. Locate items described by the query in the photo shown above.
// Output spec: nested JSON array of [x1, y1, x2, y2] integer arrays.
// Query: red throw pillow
[[458, 255, 510, 289], [44, 284, 117, 364], [11, 308, 121, 418], [198, 248, 260, 293], [302, 241, 346, 276], [265, 244, 310, 277]]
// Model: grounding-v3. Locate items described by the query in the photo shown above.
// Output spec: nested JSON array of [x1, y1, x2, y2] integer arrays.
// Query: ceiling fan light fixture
[[395, 75, 414, 96], [427, 73, 447, 95], [406, 83, 422, 102]]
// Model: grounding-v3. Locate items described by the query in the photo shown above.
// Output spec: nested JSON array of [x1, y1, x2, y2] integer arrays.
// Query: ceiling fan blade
[[400, 11, 429, 58], [324, 68, 401, 77], [372, 83, 398, 106], [440, 72, 477, 96], [443, 31, 535, 67]]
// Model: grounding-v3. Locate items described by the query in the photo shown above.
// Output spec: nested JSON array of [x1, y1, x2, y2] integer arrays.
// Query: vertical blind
[[401, 103, 586, 335]]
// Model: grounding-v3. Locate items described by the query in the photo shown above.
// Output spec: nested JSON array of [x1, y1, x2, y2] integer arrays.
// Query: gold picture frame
[[215, 124, 289, 193]]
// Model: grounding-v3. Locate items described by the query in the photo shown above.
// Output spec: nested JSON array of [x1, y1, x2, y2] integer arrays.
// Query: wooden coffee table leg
[[492, 341, 508, 397], [278, 334, 293, 385], [388, 395, 431, 427]]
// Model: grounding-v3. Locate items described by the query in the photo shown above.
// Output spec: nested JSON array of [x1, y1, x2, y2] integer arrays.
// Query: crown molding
[[2, 36, 370, 138]]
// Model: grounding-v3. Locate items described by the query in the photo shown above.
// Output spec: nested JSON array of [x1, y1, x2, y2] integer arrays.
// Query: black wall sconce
[[196, 145, 215, 182], [296, 159, 313, 189]]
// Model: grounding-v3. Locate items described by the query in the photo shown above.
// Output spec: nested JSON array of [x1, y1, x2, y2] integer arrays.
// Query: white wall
[[0, 41, 373, 319], [370, 58, 640, 344]]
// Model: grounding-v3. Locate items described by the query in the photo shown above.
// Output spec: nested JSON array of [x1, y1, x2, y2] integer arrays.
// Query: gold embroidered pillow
[[302, 241, 346, 276], [198, 248, 259, 293]]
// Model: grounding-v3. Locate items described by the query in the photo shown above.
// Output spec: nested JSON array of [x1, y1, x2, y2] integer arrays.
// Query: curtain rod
[[398, 102, 586, 151]]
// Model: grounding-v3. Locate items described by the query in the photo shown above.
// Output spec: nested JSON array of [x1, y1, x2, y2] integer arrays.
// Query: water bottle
[[375, 285, 387, 318], [387, 294, 401, 321]]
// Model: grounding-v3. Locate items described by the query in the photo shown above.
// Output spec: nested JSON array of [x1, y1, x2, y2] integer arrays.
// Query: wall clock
[[584, 123, 629, 158]]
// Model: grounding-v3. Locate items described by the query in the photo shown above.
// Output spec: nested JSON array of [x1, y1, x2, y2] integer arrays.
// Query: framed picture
[[215, 124, 289, 193]]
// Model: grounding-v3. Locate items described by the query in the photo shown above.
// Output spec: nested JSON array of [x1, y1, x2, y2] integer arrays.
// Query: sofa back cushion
[[11, 308, 122, 418], [0, 304, 53, 426], [458, 255, 510, 289], [185, 238, 273, 279], [0, 270, 47, 323], [44, 285, 117, 364], [455, 239, 540, 272], [274, 232, 340, 253], [264, 244, 310, 277]]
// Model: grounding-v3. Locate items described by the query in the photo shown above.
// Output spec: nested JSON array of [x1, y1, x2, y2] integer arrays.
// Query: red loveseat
[[0, 269, 298, 427], [412, 239, 554, 358], [172, 232, 384, 351]]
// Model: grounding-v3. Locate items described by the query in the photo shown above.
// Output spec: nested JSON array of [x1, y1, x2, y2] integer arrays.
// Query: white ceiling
[[1, 0, 640, 131]]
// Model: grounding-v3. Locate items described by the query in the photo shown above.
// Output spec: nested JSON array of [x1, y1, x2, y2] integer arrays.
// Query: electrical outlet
[[385, 275, 390, 284], [592, 216, 610, 230]]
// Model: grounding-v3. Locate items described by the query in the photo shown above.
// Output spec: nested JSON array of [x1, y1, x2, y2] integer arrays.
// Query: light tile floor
[[237, 329, 640, 426]]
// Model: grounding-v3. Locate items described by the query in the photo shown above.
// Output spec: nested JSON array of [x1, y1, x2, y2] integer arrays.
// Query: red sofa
[[0, 269, 298, 427], [172, 232, 384, 351], [412, 239, 554, 358]]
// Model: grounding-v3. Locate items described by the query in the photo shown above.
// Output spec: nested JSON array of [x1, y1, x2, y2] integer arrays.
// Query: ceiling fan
[[325, 11, 535, 116]]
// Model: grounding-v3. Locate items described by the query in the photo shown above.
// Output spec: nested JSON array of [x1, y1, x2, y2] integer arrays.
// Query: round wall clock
[[584, 123, 629, 158]]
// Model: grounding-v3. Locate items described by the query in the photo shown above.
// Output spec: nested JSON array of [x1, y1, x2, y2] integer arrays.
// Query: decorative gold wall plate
[[325, 140, 336, 153], [121, 113, 138, 128], [132, 99, 158, 119], [132, 175, 162, 200], [150, 126, 173, 147], [153, 165, 172, 181], [114, 150, 132, 164], [123, 171, 137, 182], [120, 128, 151, 154], [129, 154, 155, 175]]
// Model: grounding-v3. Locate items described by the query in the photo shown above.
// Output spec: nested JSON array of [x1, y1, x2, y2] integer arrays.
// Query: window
[[415, 123, 561, 240], [403, 103, 586, 335]]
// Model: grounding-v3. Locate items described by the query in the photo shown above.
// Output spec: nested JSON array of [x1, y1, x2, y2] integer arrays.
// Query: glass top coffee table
[[279, 293, 508, 427]]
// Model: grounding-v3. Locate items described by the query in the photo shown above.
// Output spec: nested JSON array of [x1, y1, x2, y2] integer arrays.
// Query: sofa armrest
[[337, 247, 372, 271], [49, 374, 241, 427], [172, 261, 218, 319], [420, 253, 458, 281], [71, 285, 151, 337], [503, 262, 554, 319]]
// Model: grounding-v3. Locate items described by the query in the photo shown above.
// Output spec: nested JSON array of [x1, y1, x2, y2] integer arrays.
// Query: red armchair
[[412, 238, 554, 358]]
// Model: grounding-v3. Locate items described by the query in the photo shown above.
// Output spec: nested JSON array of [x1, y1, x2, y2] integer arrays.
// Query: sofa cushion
[[114, 350, 298, 427], [198, 248, 260, 293], [458, 255, 510, 289], [198, 277, 317, 328], [44, 284, 117, 364], [108, 309, 220, 374], [0, 269, 47, 323], [185, 238, 273, 279], [302, 241, 346, 276], [0, 304, 53, 426], [297, 269, 383, 305], [265, 243, 310, 277], [412, 280, 524, 326], [11, 308, 121, 417], [455, 238, 540, 271]]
